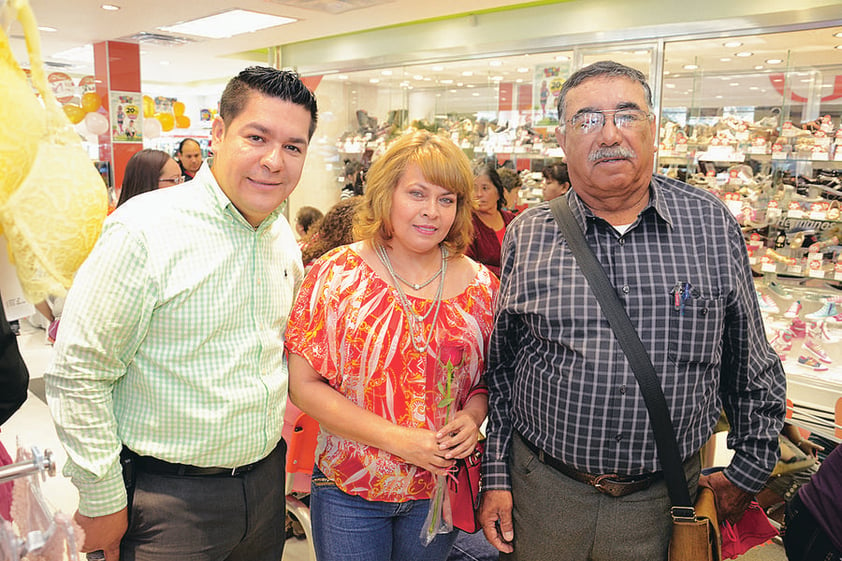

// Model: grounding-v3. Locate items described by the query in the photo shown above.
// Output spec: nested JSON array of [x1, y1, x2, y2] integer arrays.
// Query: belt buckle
[[592, 473, 618, 494]]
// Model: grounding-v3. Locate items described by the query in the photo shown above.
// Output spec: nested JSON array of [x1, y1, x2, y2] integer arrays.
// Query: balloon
[[143, 117, 162, 139], [63, 103, 86, 124], [142, 95, 155, 118], [175, 115, 190, 129], [81, 91, 101, 113], [173, 101, 185, 117], [156, 112, 175, 132], [84, 111, 109, 136]]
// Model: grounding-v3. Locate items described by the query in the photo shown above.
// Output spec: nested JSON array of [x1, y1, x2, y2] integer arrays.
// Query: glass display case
[[657, 28, 842, 441]]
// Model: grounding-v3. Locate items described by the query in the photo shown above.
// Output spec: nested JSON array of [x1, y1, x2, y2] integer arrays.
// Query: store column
[[93, 41, 143, 197]]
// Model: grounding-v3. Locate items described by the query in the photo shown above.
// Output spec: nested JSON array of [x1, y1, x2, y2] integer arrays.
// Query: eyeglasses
[[566, 109, 652, 135], [159, 175, 185, 185]]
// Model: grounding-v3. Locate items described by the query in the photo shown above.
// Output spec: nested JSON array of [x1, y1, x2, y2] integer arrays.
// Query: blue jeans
[[447, 531, 499, 561], [310, 467, 458, 561]]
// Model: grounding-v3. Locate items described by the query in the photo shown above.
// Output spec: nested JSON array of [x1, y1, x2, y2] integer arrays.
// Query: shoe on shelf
[[770, 329, 794, 359], [757, 291, 780, 314], [789, 318, 807, 338], [826, 313, 842, 325], [784, 301, 802, 319], [806, 302, 839, 320], [770, 328, 793, 348], [797, 355, 829, 371], [816, 322, 840, 343], [802, 338, 832, 364], [766, 282, 793, 299]]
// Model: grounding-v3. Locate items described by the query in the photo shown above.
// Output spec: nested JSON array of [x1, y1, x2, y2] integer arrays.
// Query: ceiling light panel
[[158, 10, 296, 39], [268, 0, 392, 14]]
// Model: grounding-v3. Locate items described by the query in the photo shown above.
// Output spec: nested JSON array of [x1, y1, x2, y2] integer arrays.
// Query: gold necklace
[[375, 243, 447, 353]]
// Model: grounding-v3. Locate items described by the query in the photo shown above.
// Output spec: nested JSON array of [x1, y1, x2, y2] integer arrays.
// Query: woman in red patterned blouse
[[286, 131, 498, 561]]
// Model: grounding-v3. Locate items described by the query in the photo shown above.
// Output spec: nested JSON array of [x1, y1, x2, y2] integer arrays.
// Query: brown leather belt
[[516, 433, 659, 497]]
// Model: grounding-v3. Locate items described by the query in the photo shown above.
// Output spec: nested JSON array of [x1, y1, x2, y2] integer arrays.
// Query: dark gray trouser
[[121, 442, 286, 561], [503, 435, 700, 561]]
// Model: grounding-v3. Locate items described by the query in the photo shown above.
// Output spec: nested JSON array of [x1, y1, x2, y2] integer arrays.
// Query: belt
[[516, 433, 659, 497], [127, 448, 271, 477]]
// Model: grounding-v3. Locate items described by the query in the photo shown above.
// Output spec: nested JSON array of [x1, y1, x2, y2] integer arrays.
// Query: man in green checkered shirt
[[45, 66, 318, 561]]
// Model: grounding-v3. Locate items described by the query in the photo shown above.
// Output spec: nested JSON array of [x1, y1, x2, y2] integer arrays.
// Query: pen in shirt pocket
[[672, 281, 692, 315]]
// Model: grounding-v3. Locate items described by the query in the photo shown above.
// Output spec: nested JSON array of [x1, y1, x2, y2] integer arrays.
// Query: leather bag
[[549, 196, 721, 561], [669, 487, 722, 561], [447, 440, 484, 533]]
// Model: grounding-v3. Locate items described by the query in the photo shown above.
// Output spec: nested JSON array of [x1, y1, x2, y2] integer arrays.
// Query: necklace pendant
[[412, 283, 421, 290]]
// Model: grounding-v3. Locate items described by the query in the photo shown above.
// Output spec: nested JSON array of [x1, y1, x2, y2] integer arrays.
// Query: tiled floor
[[2, 321, 787, 561]]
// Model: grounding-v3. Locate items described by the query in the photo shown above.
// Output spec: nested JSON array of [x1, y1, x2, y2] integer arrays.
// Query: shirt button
[[699, 308, 708, 316], [622, 285, 630, 294], [619, 385, 626, 394], [618, 238, 625, 246], [615, 434, 623, 442]]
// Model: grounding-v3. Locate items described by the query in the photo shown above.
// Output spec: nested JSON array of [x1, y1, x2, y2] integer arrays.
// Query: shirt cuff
[[722, 450, 778, 494], [72, 462, 128, 517]]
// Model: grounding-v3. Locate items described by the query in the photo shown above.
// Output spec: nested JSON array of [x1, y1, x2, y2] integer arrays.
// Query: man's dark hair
[[557, 60, 653, 123], [542, 163, 569, 185], [177, 138, 201, 154], [219, 66, 319, 139]]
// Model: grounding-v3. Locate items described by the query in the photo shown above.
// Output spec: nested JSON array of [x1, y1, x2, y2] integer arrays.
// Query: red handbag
[[720, 501, 778, 559], [447, 440, 484, 533]]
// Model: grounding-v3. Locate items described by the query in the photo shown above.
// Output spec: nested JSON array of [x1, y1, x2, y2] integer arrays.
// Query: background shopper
[[540, 163, 570, 201], [175, 137, 203, 180], [465, 163, 515, 277], [116, 148, 183, 208]]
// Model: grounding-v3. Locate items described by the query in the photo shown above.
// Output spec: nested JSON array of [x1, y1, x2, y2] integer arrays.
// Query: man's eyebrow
[[573, 101, 644, 114], [244, 122, 308, 145]]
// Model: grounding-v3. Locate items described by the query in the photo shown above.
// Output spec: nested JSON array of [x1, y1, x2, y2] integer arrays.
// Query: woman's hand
[[391, 426, 455, 475], [435, 409, 480, 460]]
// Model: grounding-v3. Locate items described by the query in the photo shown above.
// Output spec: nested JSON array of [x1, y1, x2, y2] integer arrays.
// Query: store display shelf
[[787, 372, 841, 443]]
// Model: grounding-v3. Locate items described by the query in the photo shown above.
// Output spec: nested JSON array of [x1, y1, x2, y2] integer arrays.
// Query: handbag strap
[[549, 196, 693, 511]]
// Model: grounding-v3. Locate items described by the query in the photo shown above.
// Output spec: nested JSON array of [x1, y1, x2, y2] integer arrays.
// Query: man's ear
[[211, 116, 225, 146], [555, 125, 566, 152]]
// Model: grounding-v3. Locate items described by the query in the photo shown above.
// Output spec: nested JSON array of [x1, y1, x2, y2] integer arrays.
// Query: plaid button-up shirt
[[484, 174, 785, 494]]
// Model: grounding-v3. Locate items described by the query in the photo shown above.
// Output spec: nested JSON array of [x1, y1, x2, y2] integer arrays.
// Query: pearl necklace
[[375, 243, 448, 353]]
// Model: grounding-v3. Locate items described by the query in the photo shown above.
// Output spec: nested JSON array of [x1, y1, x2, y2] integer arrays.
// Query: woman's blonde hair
[[354, 131, 475, 255]]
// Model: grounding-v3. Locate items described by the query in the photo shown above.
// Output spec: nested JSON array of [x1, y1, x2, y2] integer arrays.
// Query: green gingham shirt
[[45, 164, 303, 516]]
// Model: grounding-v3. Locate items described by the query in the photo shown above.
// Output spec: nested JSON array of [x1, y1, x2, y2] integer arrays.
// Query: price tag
[[786, 264, 803, 275], [761, 256, 777, 273]]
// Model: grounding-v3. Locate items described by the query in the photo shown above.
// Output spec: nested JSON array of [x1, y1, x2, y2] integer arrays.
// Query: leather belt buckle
[[593, 473, 655, 497]]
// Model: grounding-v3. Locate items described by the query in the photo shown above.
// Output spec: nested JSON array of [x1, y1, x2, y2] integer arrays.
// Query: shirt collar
[[566, 174, 674, 232]]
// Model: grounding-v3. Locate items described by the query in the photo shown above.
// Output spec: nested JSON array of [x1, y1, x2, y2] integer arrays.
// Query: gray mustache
[[588, 146, 636, 162]]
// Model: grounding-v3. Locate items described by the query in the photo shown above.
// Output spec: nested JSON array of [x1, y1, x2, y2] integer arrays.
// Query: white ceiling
[[4, 0, 531, 93], [4, 0, 842, 110]]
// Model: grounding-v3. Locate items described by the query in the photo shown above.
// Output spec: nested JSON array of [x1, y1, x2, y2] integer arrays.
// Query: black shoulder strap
[[548, 196, 692, 509]]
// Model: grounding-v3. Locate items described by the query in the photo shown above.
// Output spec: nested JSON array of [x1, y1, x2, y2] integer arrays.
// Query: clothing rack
[[0, 448, 55, 484]]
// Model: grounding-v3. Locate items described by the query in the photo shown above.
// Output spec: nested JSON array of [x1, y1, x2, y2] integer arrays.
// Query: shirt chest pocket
[[668, 294, 725, 364]]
